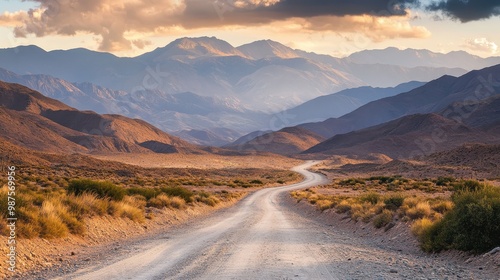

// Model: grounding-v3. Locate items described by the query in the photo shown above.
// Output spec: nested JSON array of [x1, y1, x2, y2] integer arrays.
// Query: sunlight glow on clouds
[[0, 0, 430, 52], [0, 0, 499, 57], [464, 38, 498, 55]]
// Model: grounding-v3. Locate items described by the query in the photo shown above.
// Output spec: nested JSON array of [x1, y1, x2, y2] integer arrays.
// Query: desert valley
[[1, 0, 500, 279]]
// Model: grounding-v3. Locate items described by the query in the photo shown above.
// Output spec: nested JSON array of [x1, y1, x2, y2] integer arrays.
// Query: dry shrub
[[124, 195, 147, 209], [59, 211, 86, 235], [411, 218, 435, 241], [402, 197, 420, 209], [66, 193, 109, 216], [170, 196, 187, 209], [308, 194, 320, 204], [199, 196, 220, 207], [431, 200, 454, 214], [17, 207, 42, 238], [39, 201, 71, 238], [109, 201, 145, 222], [316, 199, 334, 211], [373, 209, 393, 229], [359, 192, 380, 205], [39, 214, 69, 238], [406, 202, 432, 220], [148, 194, 172, 208], [336, 200, 352, 214], [350, 203, 366, 222], [383, 195, 405, 210]]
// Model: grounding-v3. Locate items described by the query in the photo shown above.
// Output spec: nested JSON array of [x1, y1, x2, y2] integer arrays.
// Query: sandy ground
[[91, 153, 302, 169], [26, 161, 498, 280]]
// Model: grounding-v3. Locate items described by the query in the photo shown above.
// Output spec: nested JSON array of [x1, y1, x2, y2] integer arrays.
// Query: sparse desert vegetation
[[0, 159, 300, 240], [291, 176, 500, 253]]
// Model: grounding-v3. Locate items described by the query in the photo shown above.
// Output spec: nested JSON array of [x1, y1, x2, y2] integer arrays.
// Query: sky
[[0, 0, 499, 58]]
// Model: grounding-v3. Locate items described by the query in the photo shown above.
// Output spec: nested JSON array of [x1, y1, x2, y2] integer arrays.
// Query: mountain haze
[[300, 64, 500, 138], [348, 47, 500, 70], [0, 37, 475, 113], [279, 81, 425, 126]]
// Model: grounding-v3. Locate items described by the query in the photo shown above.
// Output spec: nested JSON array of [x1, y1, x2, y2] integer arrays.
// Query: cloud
[[252, 0, 420, 17], [464, 38, 498, 54], [3, 0, 187, 51], [0, 0, 428, 51], [0, 11, 27, 26], [298, 14, 431, 42], [427, 0, 500, 22]]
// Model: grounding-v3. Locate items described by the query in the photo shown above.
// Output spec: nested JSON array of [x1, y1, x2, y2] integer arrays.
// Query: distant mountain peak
[[237, 39, 299, 60], [143, 36, 247, 61]]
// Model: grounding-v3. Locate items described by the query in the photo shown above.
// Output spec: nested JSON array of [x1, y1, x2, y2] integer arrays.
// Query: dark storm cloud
[[257, 0, 421, 18], [427, 0, 500, 22], [181, 0, 422, 29]]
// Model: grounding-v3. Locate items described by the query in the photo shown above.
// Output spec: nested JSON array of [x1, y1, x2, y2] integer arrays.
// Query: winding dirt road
[[54, 161, 498, 280]]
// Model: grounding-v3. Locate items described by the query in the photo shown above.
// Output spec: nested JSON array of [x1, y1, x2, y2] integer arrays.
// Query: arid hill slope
[[0, 81, 201, 154], [230, 127, 325, 155]]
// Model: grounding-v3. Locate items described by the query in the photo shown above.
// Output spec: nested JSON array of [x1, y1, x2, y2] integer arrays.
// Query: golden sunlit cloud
[[292, 14, 431, 42], [463, 38, 498, 55], [0, 0, 429, 52], [0, 11, 27, 26]]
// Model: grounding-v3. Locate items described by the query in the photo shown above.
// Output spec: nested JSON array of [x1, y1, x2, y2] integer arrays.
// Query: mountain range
[[299, 64, 500, 139], [1, 37, 500, 148], [235, 64, 500, 157], [0, 37, 473, 114]]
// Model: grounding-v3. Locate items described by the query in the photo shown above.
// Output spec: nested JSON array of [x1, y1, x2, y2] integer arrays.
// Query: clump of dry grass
[[405, 201, 432, 220], [169, 196, 187, 209], [147, 194, 172, 208], [316, 199, 335, 211], [411, 218, 434, 240], [65, 193, 109, 216], [336, 200, 352, 214], [430, 200, 454, 214], [109, 201, 145, 222]]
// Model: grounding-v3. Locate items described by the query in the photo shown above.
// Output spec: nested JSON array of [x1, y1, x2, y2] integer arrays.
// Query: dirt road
[[54, 161, 498, 280]]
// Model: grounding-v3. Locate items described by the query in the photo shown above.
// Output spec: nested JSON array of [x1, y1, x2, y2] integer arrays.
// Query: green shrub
[[452, 180, 483, 192], [420, 184, 500, 253], [127, 187, 160, 200], [68, 179, 125, 201], [250, 179, 263, 185]]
